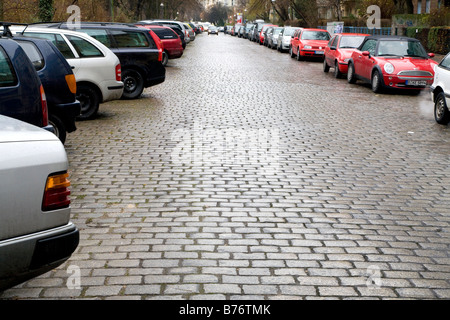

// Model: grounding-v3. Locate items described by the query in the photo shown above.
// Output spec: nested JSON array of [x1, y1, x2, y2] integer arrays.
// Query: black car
[[14, 36, 80, 143], [0, 36, 53, 133], [42, 22, 166, 100]]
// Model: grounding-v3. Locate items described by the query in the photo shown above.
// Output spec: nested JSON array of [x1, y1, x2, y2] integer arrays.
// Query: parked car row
[[230, 21, 448, 125], [0, 19, 200, 291]]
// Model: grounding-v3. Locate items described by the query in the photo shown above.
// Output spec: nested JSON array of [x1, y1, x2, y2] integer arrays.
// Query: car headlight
[[304, 45, 312, 49], [384, 63, 395, 74]]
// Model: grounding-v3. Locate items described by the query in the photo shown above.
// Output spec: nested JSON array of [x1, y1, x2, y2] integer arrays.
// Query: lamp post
[[160, 3, 164, 19]]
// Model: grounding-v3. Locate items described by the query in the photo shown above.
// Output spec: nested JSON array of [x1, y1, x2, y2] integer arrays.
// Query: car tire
[[371, 70, 384, 93], [48, 113, 67, 144], [76, 84, 100, 120], [434, 92, 450, 125], [162, 51, 169, 67], [347, 62, 356, 84], [334, 61, 342, 78], [296, 48, 303, 61], [122, 69, 144, 100], [290, 46, 294, 58], [323, 59, 330, 73]]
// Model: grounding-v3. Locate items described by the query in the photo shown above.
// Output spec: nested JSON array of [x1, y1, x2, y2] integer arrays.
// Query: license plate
[[315, 51, 324, 55], [406, 80, 427, 86]]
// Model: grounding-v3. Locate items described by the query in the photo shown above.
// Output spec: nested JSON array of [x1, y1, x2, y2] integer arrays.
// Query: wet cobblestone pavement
[[1, 32, 449, 300]]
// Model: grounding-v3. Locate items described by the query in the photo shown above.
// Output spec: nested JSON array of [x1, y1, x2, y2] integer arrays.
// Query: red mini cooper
[[291, 28, 331, 61], [347, 35, 438, 93], [323, 33, 369, 78]]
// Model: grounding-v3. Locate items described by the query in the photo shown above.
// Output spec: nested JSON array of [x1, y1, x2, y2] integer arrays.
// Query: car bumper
[[0, 222, 79, 290], [383, 75, 434, 90], [100, 80, 124, 102], [300, 50, 325, 57], [50, 101, 82, 133]]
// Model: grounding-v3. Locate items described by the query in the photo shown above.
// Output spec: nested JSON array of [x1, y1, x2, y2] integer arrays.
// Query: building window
[[417, 0, 422, 13], [426, 0, 431, 12]]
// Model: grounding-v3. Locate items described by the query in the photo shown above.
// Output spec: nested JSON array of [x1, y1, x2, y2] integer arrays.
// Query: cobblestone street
[[1, 32, 449, 300]]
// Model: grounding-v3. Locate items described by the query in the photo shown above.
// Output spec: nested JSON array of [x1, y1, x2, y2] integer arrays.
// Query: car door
[[325, 35, 338, 66], [355, 39, 377, 80]]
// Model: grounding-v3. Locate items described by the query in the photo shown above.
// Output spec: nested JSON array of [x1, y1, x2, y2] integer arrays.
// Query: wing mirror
[[362, 51, 371, 57], [330, 46, 336, 51], [428, 53, 435, 58]]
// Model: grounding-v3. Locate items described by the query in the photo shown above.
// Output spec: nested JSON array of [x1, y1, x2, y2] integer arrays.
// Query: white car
[[0, 115, 79, 291], [431, 52, 450, 125], [15, 26, 124, 119]]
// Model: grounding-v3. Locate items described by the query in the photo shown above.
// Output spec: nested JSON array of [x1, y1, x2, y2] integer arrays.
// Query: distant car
[[347, 35, 438, 93], [0, 38, 52, 133], [267, 27, 283, 49], [291, 28, 331, 61], [263, 26, 274, 46], [0, 115, 79, 291], [431, 52, 450, 124], [19, 26, 124, 119], [323, 33, 369, 78], [259, 24, 276, 45], [140, 20, 191, 45], [244, 23, 254, 39], [251, 22, 267, 42], [208, 26, 219, 35], [218, 26, 224, 32], [13, 36, 81, 144], [277, 27, 300, 52], [137, 25, 184, 66]]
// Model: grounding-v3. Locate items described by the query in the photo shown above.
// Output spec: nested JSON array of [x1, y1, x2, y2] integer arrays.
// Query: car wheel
[[76, 84, 100, 120], [347, 62, 356, 84], [162, 51, 169, 67], [434, 92, 450, 125], [122, 69, 144, 100], [334, 61, 342, 78], [296, 48, 303, 61], [323, 59, 330, 73], [371, 70, 384, 93], [48, 114, 67, 144], [290, 46, 294, 58]]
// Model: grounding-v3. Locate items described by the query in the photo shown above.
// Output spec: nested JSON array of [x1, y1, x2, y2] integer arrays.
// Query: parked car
[[136, 25, 184, 66], [251, 22, 267, 42], [291, 28, 331, 61], [323, 33, 369, 78], [208, 26, 219, 35], [140, 20, 191, 45], [289, 28, 303, 57], [267, 27, 283, 49], [14, 35, 81, 143], [0, 38, 53, 133], [263, 26, 274, 46], [277, 27, 300, 52], [244, 23, 254, 39], [259, 24, 276, 45], [347, 35, 437, 93], [430, 52, 450, 124], [0, 115, 79, 291], [183, 23, 196, 41], [42, 22, 166, 100], [18, 26, 124, 119]]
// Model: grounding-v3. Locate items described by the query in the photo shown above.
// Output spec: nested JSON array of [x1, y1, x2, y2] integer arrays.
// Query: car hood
[[381, 57, 436, 72], [0, 116, 58, 143], [338, 48, 358, 59], [301, 39, 329, 48]]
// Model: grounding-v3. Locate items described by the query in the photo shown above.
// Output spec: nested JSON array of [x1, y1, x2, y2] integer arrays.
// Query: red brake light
[[42, 172, 71, 211], [40, 85, 48, 127], [116, 64, 122, 81]]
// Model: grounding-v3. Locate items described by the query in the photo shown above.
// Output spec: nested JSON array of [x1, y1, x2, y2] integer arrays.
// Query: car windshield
[[273, 28, 283, 36], [283, 28, 297, 37], [377, 40, 428, 58], [302, 31, 330, 41], [339, 36, 366, 49]]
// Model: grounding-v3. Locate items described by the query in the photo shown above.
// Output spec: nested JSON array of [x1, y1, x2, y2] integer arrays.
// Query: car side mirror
[[362, 51, 370, 57], [428, 53, 435, 58], [330, 46, 336, 51]]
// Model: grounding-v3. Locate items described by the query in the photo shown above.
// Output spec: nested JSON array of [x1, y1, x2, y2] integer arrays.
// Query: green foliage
[[38, 0, 54, 22], [392, 14, 430, 27], [405, 26, 450, 54]]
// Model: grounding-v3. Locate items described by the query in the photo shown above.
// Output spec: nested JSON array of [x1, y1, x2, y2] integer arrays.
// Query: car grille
[[397, 70, 433, 77]]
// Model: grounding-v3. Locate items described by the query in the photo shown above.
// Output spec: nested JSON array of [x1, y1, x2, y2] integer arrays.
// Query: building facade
[[413, 0, 450, 13]]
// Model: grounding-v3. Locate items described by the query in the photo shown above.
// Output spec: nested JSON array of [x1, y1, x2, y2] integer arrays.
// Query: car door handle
[[71, 66, 75, 69]]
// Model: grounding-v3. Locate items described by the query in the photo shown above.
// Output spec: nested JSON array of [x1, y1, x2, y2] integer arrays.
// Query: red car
[[137, 25, 184, 66], [290, 28, 331, 61], [259, 24, 277, 45], [323, 33, 369, 78], [347, 35, 438, 93]]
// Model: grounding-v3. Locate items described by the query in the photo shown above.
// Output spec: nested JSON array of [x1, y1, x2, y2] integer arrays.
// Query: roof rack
[[0, 22, 28, 38]]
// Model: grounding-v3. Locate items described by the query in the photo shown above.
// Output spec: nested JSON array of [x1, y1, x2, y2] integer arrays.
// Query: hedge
[[405, 27, 450, 55]]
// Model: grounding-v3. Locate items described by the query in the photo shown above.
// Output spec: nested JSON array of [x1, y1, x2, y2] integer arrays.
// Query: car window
[[301, 31, 330, 41], [330, 36, 338, 47], [152, 28, 178, 39], [339, 36, 366, 49], [284, 28, 297, 37], [82, 29, 112, 47], [16, 41, 45, 71], [360, 39, 377, 55], [66, 35, 104, 58], [440, 54, 450, 69], [0, 47, 18, 87], [110, 30, 154, 48], [23, 32, 76, 59]]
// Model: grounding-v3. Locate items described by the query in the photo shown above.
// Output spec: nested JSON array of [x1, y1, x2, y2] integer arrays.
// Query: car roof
[[335, 33, 370, 36], [365, 35, 420, 41], [302, 28, 330, 32], [30, 22, 146, 32]]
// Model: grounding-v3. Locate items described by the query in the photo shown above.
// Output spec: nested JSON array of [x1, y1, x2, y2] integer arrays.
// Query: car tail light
[[40, 85, 48, 127], [116, 64, 122, 81], [148, 30, 163, 62], [65, 74, 77, 94], [42, 172, 71, 211]]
